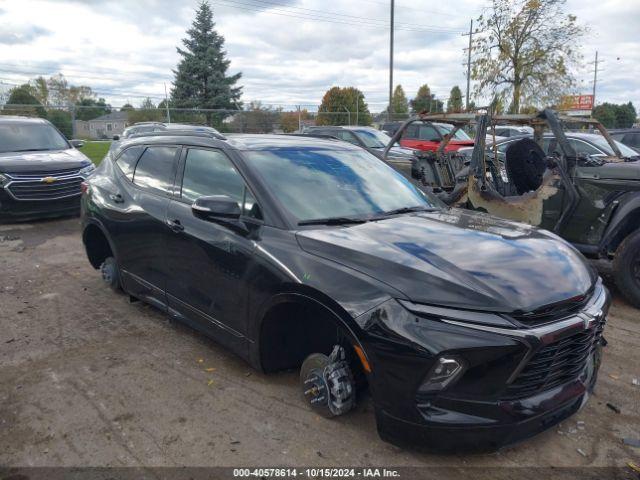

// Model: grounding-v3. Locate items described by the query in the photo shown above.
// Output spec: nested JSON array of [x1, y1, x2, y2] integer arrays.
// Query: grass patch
[[79, 141, 111, 165]]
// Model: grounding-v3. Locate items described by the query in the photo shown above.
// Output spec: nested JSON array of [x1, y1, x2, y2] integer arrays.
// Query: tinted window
[[245, 148, 436, 223], [404, 124, 440, 141], [568, 139, 601, 156], [0, 123, 69, 153], [116, 146, 144, 180], [623, 133, 640, 148], [336, 131, 359, 145], [133, 146, 178, 194], [181, 148, 262, 219]]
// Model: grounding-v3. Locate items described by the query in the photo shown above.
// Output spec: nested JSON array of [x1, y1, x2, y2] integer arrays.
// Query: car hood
[[0, 149, 91, 173], [372, 145, 416, 158], [296, 209, 595, 313]]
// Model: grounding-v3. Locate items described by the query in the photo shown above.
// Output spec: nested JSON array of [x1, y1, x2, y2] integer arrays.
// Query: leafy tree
[[411, 84, 431, 113], [229, 101, 279, 133], [471, 0, 585, 113], [121, 103, 135, 111], [317, 86, 371, 126], [28, 76, 49, 106], [128, 98, 164, 123], [391, 85, 409, 116], [593, 102, 637, 129], [76, 97, 111, 121], [410, 84, 443, 113], [447, 86, 463, 113], [171, 1, 242, 126], [280, 109, 311, 133], [45, 73, 93, 107], [2, 85, 47, 117], [47, 110, 73, 138]]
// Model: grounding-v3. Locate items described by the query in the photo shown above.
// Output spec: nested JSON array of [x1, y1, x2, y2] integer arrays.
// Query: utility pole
[[463, 19, 473, 111], [356, 93, 359, 125], [388, 0, 395, 121], [297, 105, 302, 132], [592, 50, 601, 107], [164, 83, 171, 123]]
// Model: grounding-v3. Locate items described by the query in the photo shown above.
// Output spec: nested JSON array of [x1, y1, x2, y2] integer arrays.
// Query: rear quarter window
[[115, 146, 144, 181]]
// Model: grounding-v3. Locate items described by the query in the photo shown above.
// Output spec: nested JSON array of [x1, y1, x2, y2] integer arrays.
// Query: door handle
[[167, 219, 184, 233], [109, 193, 124, 203]]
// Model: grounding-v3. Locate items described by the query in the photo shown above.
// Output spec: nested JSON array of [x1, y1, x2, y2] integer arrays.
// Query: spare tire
[[505, 138, 547, 195]]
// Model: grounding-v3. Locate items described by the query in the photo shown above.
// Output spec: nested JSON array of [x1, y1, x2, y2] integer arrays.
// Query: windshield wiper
[[10, 148, 54, 153], [378, 206, 436, 217], [298, 216, 368, 226]]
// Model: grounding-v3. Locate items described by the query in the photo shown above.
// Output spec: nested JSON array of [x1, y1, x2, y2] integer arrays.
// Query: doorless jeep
[[81, 130, 609, 451], [385, 109, 640, 308]]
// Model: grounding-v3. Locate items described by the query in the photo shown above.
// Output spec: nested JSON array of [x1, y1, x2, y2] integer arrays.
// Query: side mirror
[[70, 139, 84, 148], [192, 195, 241, 221], [112, 135, 120, 141]]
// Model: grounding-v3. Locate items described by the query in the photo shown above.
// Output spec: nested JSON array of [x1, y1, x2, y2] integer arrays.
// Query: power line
[[211, 0, 463, 33]]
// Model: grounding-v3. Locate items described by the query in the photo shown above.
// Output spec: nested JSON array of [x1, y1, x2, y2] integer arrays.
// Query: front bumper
[[359, 284, 610, 452], [0, 189, 81, 222]]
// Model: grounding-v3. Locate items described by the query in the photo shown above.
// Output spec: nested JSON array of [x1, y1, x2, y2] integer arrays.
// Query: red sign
[[561, 94, 594, 111]]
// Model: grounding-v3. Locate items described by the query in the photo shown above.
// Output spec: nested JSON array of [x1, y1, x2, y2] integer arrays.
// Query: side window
[[416, 125, 439, 141], [624, 133, 640, 148], [133, 146, 178, 194], [181, 148, 262, 219], [568, 139, 601, 156], [115, 146, 144, 181], [337, 131, 359, 145]]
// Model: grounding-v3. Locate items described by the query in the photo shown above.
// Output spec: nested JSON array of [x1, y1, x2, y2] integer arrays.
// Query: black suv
[[0, 116, 95, 221], [81, 131, 609, 451]]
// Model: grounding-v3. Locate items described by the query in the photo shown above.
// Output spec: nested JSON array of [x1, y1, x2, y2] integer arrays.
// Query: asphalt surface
[[1, 217, 639, 471]]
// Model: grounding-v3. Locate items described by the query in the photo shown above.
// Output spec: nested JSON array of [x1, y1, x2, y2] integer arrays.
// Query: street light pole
[[388, 0, 395, 122], [465, 19, 473, 111], [592, 50, 599, 107]]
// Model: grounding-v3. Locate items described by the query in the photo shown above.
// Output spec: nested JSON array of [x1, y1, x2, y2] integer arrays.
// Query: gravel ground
[[0, 217, 639, 474]]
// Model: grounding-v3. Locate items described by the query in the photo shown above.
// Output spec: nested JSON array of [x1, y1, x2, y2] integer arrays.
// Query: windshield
[[436, 124, 471, 141], [352, 129, 393, 148], [0, 123, 69, 153], [587, 135, 639, 158], [245, 148, 437, 223]]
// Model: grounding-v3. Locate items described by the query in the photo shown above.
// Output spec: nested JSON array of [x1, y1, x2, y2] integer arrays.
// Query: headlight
[[418, 355, 466, 393], [79, 164, 96, 177]]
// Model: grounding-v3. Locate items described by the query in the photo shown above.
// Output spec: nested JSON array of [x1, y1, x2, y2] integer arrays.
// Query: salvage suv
[[0, 116, 95, 221], [81, 130, 609, 451]]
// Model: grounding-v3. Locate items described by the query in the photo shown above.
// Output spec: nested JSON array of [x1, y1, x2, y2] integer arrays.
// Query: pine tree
[[446, 86, 463, 113], [391, 85, 409, 116], [171, 1, 242, 124]]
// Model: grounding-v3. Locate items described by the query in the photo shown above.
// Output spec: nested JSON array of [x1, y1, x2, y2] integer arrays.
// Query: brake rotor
[[300, 346, 355, 418]]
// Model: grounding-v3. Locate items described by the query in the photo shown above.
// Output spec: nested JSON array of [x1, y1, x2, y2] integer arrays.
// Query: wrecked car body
[[385, 109, 640, 308]]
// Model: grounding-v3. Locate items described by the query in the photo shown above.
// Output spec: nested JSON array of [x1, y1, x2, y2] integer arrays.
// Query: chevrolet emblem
[[42, 177, 57, 184]]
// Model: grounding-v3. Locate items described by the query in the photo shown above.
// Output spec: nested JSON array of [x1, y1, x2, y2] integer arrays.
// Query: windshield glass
[[587, 135, 639, 158], [352, 129, 393, 148], [0, 123, 69, 153], [245, 148, 438, 223], [436, 124, 471, 140]]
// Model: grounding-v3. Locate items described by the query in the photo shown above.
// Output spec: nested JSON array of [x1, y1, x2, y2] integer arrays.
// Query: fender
[[82, 216, 120, 267], [599, 192, 640, 253], [248, 286, 379, 374]]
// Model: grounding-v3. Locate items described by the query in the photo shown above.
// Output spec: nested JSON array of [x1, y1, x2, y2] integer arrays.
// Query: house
[[75, 111, 129, 140]]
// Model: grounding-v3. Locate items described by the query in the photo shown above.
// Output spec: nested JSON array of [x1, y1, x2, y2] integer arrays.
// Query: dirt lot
[[1, 217, 639, 473]]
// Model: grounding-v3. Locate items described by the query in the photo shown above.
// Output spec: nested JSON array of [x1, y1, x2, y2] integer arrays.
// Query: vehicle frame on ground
[[0, 116, 95, 222], [82, 130, 609, 451], [383, 109, 640, 307]]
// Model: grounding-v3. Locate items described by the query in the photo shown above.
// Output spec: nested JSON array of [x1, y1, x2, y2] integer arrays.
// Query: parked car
[[82, 130, 609, 451], [114, 122, 222, 141], [399, 121, 475, 152], [0, 116, 95, 221], [608, 128, 640, 153], [385, 110, 640, 307], [492, 125, 534, 138]]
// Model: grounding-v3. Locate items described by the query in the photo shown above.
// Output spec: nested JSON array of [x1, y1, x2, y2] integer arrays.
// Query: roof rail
[[129, 130, 227, 140]]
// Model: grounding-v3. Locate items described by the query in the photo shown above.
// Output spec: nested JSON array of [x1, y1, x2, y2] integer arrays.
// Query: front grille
[[6, 176, 83, 201], [6, 167, 82, 180], [504, 317, 605, 399], [511, 293, 591, 326]]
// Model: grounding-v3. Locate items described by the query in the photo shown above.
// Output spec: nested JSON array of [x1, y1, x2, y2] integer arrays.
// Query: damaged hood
[[296, 209, 595, 313], [0, 149, 91, 173]]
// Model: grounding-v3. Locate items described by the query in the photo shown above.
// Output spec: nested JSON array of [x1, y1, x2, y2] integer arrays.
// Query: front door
[[164, 147, 263, 351]]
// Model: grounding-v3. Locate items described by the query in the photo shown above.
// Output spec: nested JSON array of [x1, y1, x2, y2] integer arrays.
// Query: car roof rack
[[128, 130, 227, 141]]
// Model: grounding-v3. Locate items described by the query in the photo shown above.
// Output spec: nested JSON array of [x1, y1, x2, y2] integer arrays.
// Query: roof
[[226, 134, 357, 150], [0, 115, 50, 125], [88, 111, 129, 122]]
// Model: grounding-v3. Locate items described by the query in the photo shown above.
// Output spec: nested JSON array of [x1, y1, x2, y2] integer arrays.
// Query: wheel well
[[608, 209, 640, 254], [259, 300, 361, 375], [83, 224, 113, 269]]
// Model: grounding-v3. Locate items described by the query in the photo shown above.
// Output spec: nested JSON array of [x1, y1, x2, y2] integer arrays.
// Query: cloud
[[0, 0, 637, 111], [0, 24, 50, 45]]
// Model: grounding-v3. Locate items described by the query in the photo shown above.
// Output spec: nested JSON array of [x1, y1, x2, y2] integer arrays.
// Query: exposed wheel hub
[[301, 345, 355, 418], [101, 261, 115, 285]]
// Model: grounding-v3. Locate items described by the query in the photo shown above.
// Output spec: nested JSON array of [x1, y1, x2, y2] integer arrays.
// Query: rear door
[[164, 147, 262, 348], [114, 145, 180, 308]]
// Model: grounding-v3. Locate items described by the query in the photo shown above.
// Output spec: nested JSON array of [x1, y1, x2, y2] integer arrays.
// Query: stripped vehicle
[[384, 110, 640, 308]]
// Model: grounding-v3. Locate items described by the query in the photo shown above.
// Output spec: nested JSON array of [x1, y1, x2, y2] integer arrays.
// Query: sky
[[0, 0, 638, 112]]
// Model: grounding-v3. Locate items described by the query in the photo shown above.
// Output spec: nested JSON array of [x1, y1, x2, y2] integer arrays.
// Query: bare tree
[[471, 0, 585, 113]]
